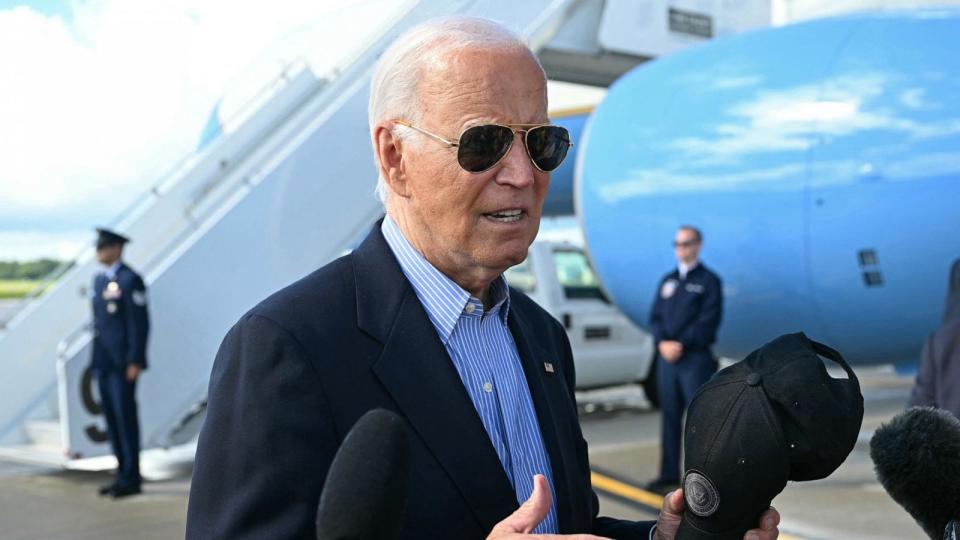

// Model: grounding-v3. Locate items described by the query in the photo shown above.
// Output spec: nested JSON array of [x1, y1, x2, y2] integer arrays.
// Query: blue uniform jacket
[[649, 263, 722, 353], [92, 263, 149, 372]]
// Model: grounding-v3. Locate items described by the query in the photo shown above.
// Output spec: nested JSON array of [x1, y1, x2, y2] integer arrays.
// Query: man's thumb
[[491, 475, 553, 535], [665, 488, 684, 516], [654, 489, 686, 540]]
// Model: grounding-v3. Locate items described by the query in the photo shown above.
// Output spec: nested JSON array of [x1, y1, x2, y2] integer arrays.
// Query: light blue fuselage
[[567, 9, 960, 365]]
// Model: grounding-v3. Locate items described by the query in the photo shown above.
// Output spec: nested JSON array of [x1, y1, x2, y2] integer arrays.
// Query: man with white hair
[[186, 17, 781, 540]]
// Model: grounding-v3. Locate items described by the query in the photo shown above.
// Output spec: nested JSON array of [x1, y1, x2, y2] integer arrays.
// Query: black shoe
[[643, 479, 679, 496], [98, 483, 117, 496], [110, 485, 142, 499]]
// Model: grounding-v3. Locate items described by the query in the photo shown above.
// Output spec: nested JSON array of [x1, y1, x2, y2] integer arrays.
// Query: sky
[[1, 0, 952, 262], [0, 0, 411, 261], [0, 0, 613, 262]]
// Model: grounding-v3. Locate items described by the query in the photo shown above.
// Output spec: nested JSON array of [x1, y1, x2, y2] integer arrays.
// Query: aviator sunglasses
[[393, 120, 572, 173]]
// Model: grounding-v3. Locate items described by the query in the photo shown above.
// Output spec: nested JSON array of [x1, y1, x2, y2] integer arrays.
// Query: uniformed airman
[[91, 227, 149, 498], [646, 225, 723, 494]]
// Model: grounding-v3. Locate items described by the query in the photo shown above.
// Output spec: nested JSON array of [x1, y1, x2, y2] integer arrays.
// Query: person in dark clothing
[[909, 259, 960, 418], [185, 18, 781, 540], [646, 226, 723, 494], [90, 227, 149, 498]]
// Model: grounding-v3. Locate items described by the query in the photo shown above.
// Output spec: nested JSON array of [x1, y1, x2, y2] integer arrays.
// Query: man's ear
[[374, 124, 410, 198]]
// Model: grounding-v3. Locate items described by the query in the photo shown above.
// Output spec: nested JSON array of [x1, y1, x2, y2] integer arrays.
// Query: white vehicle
[[505, 241, 657, 401]]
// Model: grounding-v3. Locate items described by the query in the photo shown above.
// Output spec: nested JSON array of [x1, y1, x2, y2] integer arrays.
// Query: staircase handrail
[[1, 60, 313, 328]]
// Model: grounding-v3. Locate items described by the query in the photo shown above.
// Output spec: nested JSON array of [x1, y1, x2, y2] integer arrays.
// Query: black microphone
[[869, 407, 960, 540], [316, 408, 410, 540]]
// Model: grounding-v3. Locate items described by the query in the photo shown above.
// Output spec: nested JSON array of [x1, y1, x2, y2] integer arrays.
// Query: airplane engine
[[576, 9, 960, 365]]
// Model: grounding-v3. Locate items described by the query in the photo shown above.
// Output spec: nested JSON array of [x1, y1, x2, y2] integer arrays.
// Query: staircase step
[[0, 443, 66, 467], [0, 443, 124, 471], [24, 420, 62, 448]]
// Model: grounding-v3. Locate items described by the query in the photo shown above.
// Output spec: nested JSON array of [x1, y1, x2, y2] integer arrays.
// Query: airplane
[[570, 8, 960, 366], [3, 2, 953, 469]]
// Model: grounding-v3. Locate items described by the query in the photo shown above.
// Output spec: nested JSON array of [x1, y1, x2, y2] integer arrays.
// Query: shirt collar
[[381, 216, 511, 344], [679, 261, 698, 279], [104, 260, 122, 280]]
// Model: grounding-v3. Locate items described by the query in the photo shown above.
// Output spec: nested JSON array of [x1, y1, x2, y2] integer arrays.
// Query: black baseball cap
[[677, 333, 864, 540], [95, 227, 130, 249]]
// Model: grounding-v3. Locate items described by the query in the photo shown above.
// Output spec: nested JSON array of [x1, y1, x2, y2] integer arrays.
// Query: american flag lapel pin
[[544, 362, 555, 373]]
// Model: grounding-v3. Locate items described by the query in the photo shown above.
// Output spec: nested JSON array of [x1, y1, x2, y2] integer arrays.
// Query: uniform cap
[[95, 227, 130, 249], [677, 333, 864, 540]]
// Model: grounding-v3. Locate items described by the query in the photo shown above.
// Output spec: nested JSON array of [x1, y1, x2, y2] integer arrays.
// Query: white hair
[[368, 16, 546, 206]]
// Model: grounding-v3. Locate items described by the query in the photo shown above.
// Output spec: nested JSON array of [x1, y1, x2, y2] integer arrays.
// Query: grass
[[0, 280, 41, 299]]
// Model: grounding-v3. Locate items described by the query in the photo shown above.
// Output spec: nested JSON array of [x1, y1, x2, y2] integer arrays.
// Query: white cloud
[[0, 3, 205, 217], [597, 162, 808, 201], [0, 0, 404, 260], [0, 229, 89, 261], [709, 75, 765, 90], [660, 70, 960, 169]]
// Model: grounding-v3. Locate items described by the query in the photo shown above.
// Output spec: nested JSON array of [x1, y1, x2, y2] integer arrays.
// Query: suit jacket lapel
[[353, 223, 517, 531], [508, 307, 577, 532]]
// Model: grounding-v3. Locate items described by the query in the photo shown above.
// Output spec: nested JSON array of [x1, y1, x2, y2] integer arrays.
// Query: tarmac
[[0, 366, 924, 539], [578, 368, 923, 540]]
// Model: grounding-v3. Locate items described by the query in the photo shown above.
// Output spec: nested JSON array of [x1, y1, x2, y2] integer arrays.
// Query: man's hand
[[126, 364, 142, 382], [487, 475, 609, 540], [654, 489, 780, 540], [658, 341, 684, 363]]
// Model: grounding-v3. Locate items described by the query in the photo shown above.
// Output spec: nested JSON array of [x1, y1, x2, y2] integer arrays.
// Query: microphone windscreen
[[869, 407, 960, 539], [316, 408, 409, 540]]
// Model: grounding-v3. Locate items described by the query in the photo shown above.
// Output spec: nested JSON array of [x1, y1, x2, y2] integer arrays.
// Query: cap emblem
[[684, 470, 720, 517]]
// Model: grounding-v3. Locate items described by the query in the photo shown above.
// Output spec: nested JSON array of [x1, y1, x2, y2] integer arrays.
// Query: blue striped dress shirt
[[381, 216, 559, 534]]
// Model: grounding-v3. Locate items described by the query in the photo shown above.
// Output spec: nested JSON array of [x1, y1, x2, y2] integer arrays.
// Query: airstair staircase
[[0, 0, 583, 468]]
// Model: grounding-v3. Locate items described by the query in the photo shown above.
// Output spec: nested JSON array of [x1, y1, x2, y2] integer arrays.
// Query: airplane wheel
[[641, 356, 659, 409]]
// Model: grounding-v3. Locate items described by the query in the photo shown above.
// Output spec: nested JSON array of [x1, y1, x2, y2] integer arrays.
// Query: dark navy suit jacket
[[909, 319, 960, 418], [649, 263, 723, 355], [91, 263, 149, 372], [186, 224, 653, 539]]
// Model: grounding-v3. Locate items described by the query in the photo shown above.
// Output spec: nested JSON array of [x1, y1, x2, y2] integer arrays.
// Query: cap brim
[[676, 516, 759, 540]]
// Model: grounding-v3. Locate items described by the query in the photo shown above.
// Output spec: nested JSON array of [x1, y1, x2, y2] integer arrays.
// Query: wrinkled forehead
[[418, 47, 547, 129]]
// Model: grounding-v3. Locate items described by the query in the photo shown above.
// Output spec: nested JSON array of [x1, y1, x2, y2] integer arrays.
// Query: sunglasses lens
[[457, 125, 514, 173], [526, 125, 570, 172]]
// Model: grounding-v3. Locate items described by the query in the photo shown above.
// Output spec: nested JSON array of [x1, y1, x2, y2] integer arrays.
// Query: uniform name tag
[[685, 283, 705, 294]]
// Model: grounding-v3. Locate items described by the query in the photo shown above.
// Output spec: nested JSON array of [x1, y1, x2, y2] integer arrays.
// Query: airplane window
[[553, 249, 607, 301], [505, 257, 537, 293], [863, 271, 884, 287], [858, 249, 879, 267]]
